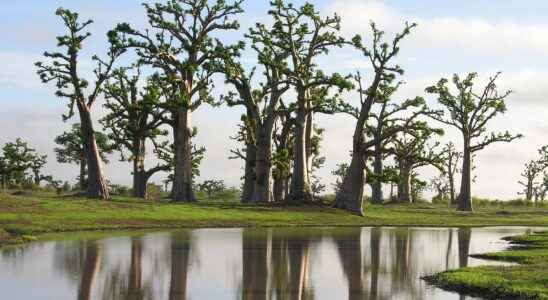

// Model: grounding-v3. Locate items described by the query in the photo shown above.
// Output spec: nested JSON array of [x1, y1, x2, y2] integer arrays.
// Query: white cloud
[[326, 0, 548, 56]]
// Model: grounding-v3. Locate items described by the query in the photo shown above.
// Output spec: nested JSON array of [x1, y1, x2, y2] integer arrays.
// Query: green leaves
[[427, 72, 521, 152]]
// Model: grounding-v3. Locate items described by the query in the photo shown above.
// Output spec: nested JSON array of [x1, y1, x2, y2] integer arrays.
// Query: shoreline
[[424, 230, 548, 299]]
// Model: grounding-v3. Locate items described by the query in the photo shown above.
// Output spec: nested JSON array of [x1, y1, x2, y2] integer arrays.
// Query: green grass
[[1, 190, 547, 238], [2, 190, 548, 298], [425, 231, 548, 299]]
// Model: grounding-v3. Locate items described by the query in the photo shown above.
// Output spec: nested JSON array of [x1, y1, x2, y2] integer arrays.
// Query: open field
[[1, 190, 547, 244]]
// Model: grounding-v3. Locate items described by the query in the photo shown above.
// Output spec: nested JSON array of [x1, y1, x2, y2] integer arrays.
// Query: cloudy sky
[[1, 0, 547, 199]]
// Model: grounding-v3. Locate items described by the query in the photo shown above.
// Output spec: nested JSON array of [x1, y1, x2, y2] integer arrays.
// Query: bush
[[147, 183, 162, 200]]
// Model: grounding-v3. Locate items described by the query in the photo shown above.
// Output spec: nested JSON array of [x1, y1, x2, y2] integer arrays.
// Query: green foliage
[[331, 163, 349, 193], [54, 123, 113, 165], [197, 179, 226, 199], [35, 7, 125, 120], [110, 0, 244, 111], [0, 138, 49, 188], [426, 72, 522, 153]]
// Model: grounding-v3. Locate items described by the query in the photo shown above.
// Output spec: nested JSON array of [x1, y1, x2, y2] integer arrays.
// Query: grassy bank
[[1, 190, 547, 240], [425, 231, 548, 299]]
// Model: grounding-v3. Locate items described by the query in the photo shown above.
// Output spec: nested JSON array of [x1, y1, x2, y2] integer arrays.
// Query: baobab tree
[[101, 67, 171, 198], [221, 19, 291, 203], [426, 72, 522, 211], [441, 142, 461, 205], [54, 124, 113, 191], [228, 120, 256, 202], [36, 8, 125, 199], [268, 1, 353, 202], [272, 107, 294, 202], [111, 0, 244, 202], [518, 160, 543, 201], [366, 82, 433, 204], [333, 22, 417, 215], [390, 124, 444, 203]]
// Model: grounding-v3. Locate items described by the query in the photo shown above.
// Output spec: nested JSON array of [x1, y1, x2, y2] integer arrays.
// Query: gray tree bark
[[78, 104, 109, 199], [289, 97, 312, 202], [371, 147, 384, 204], [241, 143, 256, 203], [458, 141, 473, 211], [397, 164, 412, 203], [79, 159, 87, 191], [251, 118, 276, 203], [172, 108, 195, 202], [133, 138, 147, 198]]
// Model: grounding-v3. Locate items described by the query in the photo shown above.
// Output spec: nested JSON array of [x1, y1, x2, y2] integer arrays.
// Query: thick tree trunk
[[397, 164, 412, 203], [289, 97, 312, 202], [251, 119, 275, 203], [458, 143, 473, 211], [241, 143, 256, 203], [305, 112, 313, 185], [371, 147, 384, 204], [172, 108, 195, 202], [133, 138, 147, 198], [79, 159, 87, 191], [78, 104, 109, 199], [333, 154, 366, 215], [273, 119, 292, 203]]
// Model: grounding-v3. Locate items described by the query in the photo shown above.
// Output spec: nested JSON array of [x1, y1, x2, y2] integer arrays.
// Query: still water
[[0, 226, 537, 300]]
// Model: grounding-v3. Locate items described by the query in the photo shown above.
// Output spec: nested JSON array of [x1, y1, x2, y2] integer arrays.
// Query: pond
[[0, 226, 538, 300]]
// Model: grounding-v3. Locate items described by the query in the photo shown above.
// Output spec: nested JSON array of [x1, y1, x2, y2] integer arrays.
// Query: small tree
[[1, 139, 38, 187], [518, 160, 543, 201], [198, 179, 226, 199], [331, 163, 349, 194], [54, 124, 113, 191], [441, 142, 461, 205], [29, 152, 48, 186], [102, 67, 171, 198], [426, 72, 522, 211], [430, 175, 449, 204], [36, 8, 124, 199], [390, 124, 444, 203]]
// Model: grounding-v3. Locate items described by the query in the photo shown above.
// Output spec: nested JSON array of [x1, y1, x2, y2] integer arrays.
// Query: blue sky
[[1, 0, 548, 199]]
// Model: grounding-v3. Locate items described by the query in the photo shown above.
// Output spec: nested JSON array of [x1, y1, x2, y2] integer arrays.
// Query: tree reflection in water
[[0, 226, 512, 300]]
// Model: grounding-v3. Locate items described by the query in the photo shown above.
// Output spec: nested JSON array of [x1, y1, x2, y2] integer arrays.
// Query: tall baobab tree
[[221, 20, 290, 203], [426, 72, 522, 211], [36, 8, 124, 199], [102, 67, 170, 198], [268, 1, 353, 202], [333, 22, 417, 215], [111, 0, 244, 202]]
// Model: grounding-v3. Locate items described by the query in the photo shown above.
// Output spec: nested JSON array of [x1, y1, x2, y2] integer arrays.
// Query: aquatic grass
[[425, 231, 548, 299]]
